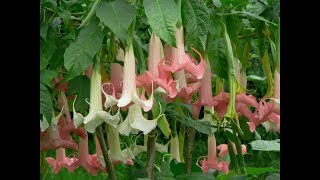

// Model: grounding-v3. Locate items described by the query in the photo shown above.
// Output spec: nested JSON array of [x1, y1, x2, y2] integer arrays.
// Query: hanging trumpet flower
[[136, 32, 178, 98], [117, 104, 164, 136], [72, 60, 121, 133], [116, 43, 154, 112]]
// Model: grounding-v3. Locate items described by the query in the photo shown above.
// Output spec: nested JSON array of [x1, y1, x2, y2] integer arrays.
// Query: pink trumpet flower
[[117, 44, 153, 112], [198, 135, 229, 174], [160, 27, 205, 79], [89, 136, 106, 172], [216, 144, 247, 157], [211, 92, 230, 118], [255, 99, 280, 120], [40, 115, 78, 151], [45, 148, 78, 174], [136, 32, 178, 98], [69, 129, 100, 175], [110, 63, 123, 98], [193, 60, 216, 117]]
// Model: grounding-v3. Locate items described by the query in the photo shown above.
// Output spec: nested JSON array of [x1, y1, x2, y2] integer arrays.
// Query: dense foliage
[[40, 0, 280, 179]]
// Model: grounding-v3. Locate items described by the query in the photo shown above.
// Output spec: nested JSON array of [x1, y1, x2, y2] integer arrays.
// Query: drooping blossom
[[40, 111, 78, 151], [116, 44, 154, 112], [216, 143, 247, 157], [198, 135, 229, 174], [136, 32, 178, 98], [106, 124, 134, 165], [68, 129, 100, 175], [45, 148, 78, 174], [192, 59, 216, 118], [117, 103, 163, 136], [159, 27, 205, 79], [72, 62, 121, 133]]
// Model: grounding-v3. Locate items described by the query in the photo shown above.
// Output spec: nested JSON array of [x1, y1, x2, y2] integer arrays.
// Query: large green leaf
[[250, 139, 280, 151], [40, 22, 49, 40], [96, 0, 136, 44], [246, 0, 267, 15], [182, 0, 209, 52], [166, 109, 211, 134], [246, 167, 279, 176], [143, 0, 179, 47], [49, 47, 65, 69], [64, 20, 103, 81], [40, 70, 58, 87], [67, 75, 90, 114], [207, 32, 228, 79], [58, 9, 71, 26], [40, 83, 53, 123], [40, 28, 56, 71]]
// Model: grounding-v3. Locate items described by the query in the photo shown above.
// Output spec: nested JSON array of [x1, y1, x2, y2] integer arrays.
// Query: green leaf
[[246, 167, 279, 176], [212, 0, 222, 8], [64, 20, 103, 81], [40, 70, 58, 87], [58, 9, 71, 26], [62, 29, 76, 41], [246, 0, 267, 15], [182, 0, 209, 52], [51, 17, 62, 28], [175, 172, 215, 180], [67, 75, 90, 114], [221, 23, 236, 80], [78, 0, 102, 29], [143, 0, 179, 47], [40, 83, 53, 123], [238, 117, 254, 141], [40, 28, 56, 71], [250, 139, 280, 151], [40, 23, 49, 40], [166, 109, 211, 134], [230, 10, 276, 25], [133, 34, 147, 74], [207, 33, 228, 79], [96, 0, 136, 44], [224, 130, 238, 144], [247, 75, 266, 81], [157, 115, 171, 138], [49, 47, 65, 69], [44, 0, 57, 8], [154, 161, 175, 180]]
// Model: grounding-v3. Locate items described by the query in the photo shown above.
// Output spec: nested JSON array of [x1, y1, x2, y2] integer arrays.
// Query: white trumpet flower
[[72, 62, 121, 133], [117, 104, 163, 136], [117, 44, 154, 112]]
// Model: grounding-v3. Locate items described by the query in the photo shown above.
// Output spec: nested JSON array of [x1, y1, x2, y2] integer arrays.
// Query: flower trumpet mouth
[[117, 103, 163, 136]]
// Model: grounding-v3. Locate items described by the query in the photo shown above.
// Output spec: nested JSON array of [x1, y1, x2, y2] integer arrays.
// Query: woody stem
[[96, 125, 117, 180]]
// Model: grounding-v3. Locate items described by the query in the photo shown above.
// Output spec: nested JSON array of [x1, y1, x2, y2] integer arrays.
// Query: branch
[[185, 127, 196, 174], [96, 125, 117, 180], [146, 129, 156, 179]]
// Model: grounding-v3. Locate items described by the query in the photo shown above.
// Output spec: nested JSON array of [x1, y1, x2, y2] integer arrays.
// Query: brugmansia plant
[[40, 0, 280, 179]]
